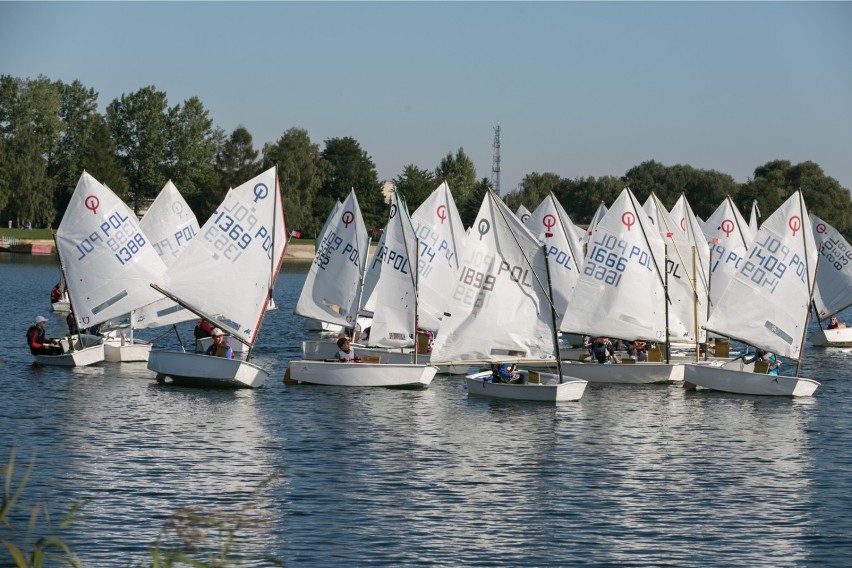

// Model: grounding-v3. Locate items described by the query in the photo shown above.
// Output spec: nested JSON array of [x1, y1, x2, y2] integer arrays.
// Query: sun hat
[[35, 315, 47, 324], [211, 328, 224, 337]]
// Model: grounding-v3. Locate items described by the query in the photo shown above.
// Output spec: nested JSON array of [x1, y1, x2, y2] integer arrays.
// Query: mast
[[543, 245, 563, 383]]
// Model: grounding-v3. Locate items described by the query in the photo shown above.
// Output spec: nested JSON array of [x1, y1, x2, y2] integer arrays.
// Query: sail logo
[[436, 205, 446, 224], [621, 212, 636, 231], [788, 216, 801, 237], [719, 219, 735, 237], [477, 219, 490, 240], [342, 211, 355, 228], [84, 195, 100, 214], [542, 214, 556, 238], [252, 183, 269, 203]]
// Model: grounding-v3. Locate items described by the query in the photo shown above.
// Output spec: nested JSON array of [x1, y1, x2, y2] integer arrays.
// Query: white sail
[[703, 197, 754, 312], [294, 190, 368, 328], [562, 188, 667, 341], [515, 204, 532, 224], [409, 181, 465, 332], [316, 200, 341, 247], [153, 166, 287, 345], [56, 172, 168, 329], [705, 192, 817, 359], [584, 202, 608, 244], [646, 193, 707, 343], [749, 199, 761, 233], [430, 191, 554, 363], [525, 193, 585, 320], [811, 214, 852, 319], [359, 226, 386, 315], [670, 194, 712, 304], [134, 181, 201, 329], [368, 192, 419, 348]]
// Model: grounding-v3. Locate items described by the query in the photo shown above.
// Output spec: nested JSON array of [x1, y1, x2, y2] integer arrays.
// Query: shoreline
[[0, 239, 320, 261]]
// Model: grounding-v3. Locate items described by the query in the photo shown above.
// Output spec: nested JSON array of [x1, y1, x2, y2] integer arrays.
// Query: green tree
[[215, 126, 260, 191], [558, 175, 625, 224], [504, 172, 564, 214], [165, 95, 216, 218], [320, 136, 384, 229], [393, 165, 437, 214], [459, 178, 492, 228], [81, 114, 129, 201], [262, 127, 329, 237], [435, 148, 478, 226], [0, 75, 61, 227], [106, 86, 169, 215], [50, 80, 100, 219]]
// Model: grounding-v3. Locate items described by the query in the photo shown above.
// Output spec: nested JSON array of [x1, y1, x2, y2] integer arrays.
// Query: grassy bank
[[0, 228, 54, 240]]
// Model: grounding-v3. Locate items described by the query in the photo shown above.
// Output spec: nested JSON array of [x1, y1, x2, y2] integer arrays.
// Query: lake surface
[[2, 253, 852, 566]]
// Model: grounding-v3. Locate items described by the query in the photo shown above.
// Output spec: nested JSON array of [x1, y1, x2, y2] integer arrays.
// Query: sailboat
[[683, 191, 820, 396], [559, 188, 683, 384], [98, 181, 202, 362], [289, 191, 437, 387], [43, 172, 169, 367], [749, 199, 761, 234], [808, 214, 852, 347], [146, 166, 287, 388], [429, 190, 587, 402], [50, 271, 71, 312], [300, 200, 347, 333]]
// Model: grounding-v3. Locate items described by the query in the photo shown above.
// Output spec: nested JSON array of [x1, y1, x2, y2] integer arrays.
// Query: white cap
[[211, 327, 224, 337], [35, 315, 47, 324]]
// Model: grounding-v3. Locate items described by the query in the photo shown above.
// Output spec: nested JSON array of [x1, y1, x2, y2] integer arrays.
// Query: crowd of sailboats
[[34, 167, 850, 399]]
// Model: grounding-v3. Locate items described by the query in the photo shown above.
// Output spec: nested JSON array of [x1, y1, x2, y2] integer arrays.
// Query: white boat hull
[[33, 334, 105, 367], [288, 360, 437, 388], [465, 370, 587, 402], [147, 350, 268, 388], [682, 362, 820, 396], [559, 361, 683, 384], [51, 299, 70, 312], [104, 339, 152, 362], [809, 327, 852, 347]]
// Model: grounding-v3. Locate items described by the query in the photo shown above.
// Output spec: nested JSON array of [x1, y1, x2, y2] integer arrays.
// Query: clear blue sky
[[2, 1, 851, 194]]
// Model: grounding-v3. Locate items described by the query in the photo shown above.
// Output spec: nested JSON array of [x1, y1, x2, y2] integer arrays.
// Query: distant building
[[381, 181, 395, 203]]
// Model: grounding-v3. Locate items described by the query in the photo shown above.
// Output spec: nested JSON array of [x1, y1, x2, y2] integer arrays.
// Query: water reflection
[[2, 255, 851, 565]]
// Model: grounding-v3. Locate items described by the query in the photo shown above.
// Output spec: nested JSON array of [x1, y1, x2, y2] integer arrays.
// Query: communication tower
[[491, 124, 501, 195]]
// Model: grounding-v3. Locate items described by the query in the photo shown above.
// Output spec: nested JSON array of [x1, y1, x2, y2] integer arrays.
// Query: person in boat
[[337, 336, 358, 362], [194, 319, 214, 339], [591, 337, 620, 364], [755, 349, 780, 376], [205, 328, 234, 359], [66, 313, 102, 337], [828, 316, 843, 330], [50, 283, 63, 304], [627, 340, 648, 362], [27, 315, 63, 355], [490, 362, 523, 383]]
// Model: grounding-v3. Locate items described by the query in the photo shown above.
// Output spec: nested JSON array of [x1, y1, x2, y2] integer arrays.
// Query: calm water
[[2, 253, 852, 566]]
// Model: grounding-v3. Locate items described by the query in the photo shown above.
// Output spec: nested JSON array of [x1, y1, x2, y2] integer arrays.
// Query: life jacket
[[194, 321, 213, 339], [27, 324, 44, 346], [593, 341, 610, 363], [208, 341, 233, 358]]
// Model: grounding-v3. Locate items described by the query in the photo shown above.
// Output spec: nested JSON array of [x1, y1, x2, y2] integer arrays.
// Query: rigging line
[[550, 192, 583, 270], [653, 193, 702, 298], [679, 193, 712, 295], [728, 195, 752, 251], [488, 190, 558, 314]]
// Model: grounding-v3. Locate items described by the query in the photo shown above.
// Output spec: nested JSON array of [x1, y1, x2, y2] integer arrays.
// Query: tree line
[[2, 75, 850, 240]]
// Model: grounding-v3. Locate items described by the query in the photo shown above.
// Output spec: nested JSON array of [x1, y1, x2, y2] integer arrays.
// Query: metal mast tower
[[491, 124, 501, 195]]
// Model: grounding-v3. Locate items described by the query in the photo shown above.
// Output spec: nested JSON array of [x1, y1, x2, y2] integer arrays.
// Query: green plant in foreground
[[3, 449, 283, 567], [1, 448, 86, 567], [144, 474, 284, 567]]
